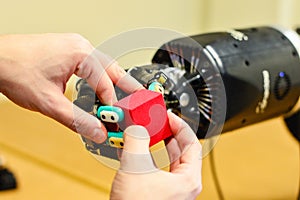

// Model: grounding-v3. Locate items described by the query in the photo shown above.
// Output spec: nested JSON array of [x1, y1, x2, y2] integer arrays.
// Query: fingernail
[[91, 128, 106, 143], [123, 126, 150, 154], [125, 125, 149, 140]]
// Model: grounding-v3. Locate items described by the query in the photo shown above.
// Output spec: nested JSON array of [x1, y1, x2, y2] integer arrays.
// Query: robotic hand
[[128, 26, 300, 141], [74, 26, 300, 161]]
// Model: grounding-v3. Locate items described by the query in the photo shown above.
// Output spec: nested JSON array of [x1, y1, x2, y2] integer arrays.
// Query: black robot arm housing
[[128, 26, 300, 140]]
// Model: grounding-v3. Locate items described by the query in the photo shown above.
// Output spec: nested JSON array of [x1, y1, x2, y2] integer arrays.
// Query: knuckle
[[192, 180, 202, 196], [65, 33, 94, 53], [115, 64, 126, 76], [67, 33, 86, 42], [182, 173, 202, 196], [188, 178, 202, 197], [39, 93, 58, 116]]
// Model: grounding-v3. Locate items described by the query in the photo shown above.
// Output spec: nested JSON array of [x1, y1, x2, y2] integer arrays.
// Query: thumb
[[73, 104, 107, 143], [41, 90, 107, 144], [119, 125, 157, 173]]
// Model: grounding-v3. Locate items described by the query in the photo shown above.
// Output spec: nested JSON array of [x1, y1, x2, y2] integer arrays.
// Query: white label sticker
[[227, 29, 248, 41], [256, 70, 270, 114]]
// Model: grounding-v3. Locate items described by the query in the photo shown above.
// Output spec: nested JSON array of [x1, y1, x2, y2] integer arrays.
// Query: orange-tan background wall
[[0, 0, 299, 199]]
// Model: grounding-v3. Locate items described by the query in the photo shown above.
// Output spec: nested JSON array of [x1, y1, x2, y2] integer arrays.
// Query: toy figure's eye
[[97, 106, 124, 122], [107, 131, 124, 148], [108, 138, 124, 148], [148, 82, 164, 95], [99, 111, 120, 122], [158, 85, 164, 93]]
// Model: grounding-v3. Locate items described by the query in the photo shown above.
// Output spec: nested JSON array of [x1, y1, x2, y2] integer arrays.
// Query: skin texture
[[0, 33, 143, 143], [0, 34, 202, 199]]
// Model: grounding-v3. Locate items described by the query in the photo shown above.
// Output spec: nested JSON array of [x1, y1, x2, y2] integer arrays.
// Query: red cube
[[114, 89, 172, 146]]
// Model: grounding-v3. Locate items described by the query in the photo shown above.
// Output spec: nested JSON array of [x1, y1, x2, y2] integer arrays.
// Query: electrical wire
[[208, 139, 225, 200], [298, 143, 300, 200], [296, 26, 300, 200]]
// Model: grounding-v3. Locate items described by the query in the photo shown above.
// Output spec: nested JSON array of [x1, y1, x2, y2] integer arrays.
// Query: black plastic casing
[[152, 27, 300, 137]]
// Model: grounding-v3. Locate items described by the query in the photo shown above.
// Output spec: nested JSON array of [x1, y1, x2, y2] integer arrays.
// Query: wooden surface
[[0, 98, 115, 200], [0, 148, 108, 200]]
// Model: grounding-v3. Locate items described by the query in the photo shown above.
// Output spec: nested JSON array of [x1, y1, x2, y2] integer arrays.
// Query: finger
[[41, 89, 107, 143], [120, 125, 157, 173], [75, 54, 117, 105], [93, 50, 144, 93], [165, 137, 181, 171], [168, 112, 198, 150], [167, 112, 202, 165], [107, 63, 144, 94], [73, 104, 107, 143]]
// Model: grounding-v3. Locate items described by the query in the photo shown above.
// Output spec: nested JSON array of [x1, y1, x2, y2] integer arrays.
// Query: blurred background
[[0, 0, 299, 199]]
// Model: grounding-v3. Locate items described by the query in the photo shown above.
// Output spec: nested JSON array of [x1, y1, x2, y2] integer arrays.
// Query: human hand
[[110, 112, 202, 200], [0, 34, 143, 143]]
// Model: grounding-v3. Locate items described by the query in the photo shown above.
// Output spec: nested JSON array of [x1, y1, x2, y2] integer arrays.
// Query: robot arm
[[128, 26, 300, 141], [74, 26, 300, 161]]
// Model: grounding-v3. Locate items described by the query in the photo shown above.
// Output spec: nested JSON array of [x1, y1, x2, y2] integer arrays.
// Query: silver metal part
[[204, 45, 224, 70], [272, 26, 300, 59], [179, 93, 190, 107]]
